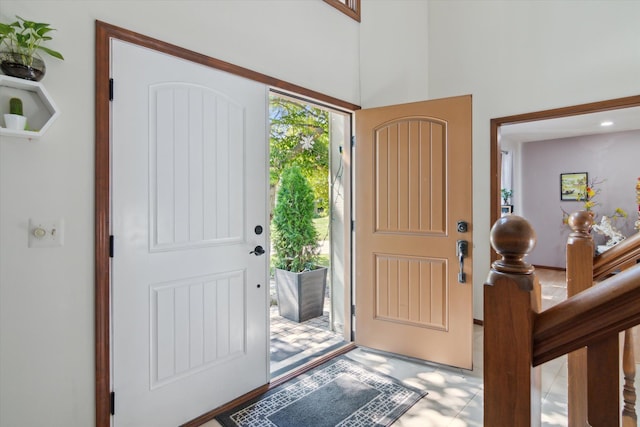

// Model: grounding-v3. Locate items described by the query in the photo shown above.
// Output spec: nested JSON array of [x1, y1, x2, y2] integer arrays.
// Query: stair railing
[[485, 213, 640, 426]]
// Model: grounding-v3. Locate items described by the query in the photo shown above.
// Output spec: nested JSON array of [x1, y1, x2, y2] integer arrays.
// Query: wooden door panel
[[374, 254, 447, 329], [374, 119, 446, 234], [355, 95, 472, 369]]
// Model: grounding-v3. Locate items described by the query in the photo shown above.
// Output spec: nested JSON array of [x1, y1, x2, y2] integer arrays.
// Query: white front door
[[111, 40, 269, 426]]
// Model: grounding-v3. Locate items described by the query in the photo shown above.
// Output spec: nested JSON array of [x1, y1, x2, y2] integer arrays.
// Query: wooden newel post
[[566, 211, 620, 426], [566, 210, 594, 426], [485, 215, 541, 427]]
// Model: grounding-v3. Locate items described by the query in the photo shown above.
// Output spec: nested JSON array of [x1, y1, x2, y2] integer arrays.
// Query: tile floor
[[203, 269, 571, 426], [269, 304, 345, 377], [268, 276, 346, 376]]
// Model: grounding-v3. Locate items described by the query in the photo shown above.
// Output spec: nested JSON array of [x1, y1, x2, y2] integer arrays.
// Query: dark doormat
[[216, 354, 428, 427]]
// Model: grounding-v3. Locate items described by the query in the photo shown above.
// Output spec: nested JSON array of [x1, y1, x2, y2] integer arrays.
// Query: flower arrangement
[[579, 182, 597, 211], [560, 176, 636, 253], [562, 177, 627, 225], [635, 177, 640, 231]]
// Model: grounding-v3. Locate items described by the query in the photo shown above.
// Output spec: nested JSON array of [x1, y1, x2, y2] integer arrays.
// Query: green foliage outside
[[313, 215, 330, 242], [269, 216, 330, 273], [272, 166, 320, 272], [269, 95, 329, 215]]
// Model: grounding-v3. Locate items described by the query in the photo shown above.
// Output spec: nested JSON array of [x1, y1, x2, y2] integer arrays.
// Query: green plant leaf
[[38, 46, 64, 60], [36, 27, 55, 38], [1, 15, 63, 61], [0, 23, 14, 35]]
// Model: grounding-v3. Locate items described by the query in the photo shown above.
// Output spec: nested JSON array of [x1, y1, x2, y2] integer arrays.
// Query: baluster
[[485, 215, 541, 427], [623, 328, 637, 426]]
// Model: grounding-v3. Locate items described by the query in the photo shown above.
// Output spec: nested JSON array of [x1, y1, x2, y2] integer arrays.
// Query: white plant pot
[[4, 114, 26, 130]]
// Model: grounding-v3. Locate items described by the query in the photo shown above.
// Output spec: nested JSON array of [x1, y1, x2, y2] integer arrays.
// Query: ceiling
[[499, 105, 640, 144]]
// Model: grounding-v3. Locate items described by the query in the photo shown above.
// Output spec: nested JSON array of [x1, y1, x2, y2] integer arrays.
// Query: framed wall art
[[560, 172, 588, 201]]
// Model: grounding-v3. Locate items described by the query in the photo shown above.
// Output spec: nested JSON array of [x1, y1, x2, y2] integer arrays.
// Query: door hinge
[[110, 391, 115, 415], [109, 78, 114, 101], [109, 235, 114, 258], [350, 304, 356, 341], [351, 135, 355, 147], [351, 220, 355, 231]]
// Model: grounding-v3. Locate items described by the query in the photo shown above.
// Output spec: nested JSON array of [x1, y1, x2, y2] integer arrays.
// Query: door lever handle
[[250, 245, 265, 256], [456, 240, 468, 283]]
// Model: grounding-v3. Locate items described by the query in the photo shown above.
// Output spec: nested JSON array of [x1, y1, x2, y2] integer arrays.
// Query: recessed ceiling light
[[600, 121, 614, 127]]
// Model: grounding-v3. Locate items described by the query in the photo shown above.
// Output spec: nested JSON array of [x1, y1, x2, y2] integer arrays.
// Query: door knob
[[250, 245, 265, 256]]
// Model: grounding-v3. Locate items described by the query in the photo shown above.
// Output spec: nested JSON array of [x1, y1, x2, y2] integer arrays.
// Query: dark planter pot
[[0, 52, 46, 81], [275, 267, 327, 323]]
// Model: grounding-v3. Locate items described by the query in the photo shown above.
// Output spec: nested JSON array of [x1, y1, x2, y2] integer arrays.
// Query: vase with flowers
[[562, 177, 628, 252]]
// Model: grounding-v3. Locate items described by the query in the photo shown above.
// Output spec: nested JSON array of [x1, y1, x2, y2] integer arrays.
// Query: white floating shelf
[[0, 75, 60, 139]]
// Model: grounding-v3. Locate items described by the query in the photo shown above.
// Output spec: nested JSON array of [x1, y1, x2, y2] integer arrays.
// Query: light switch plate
[[28, 218, 64, 248]]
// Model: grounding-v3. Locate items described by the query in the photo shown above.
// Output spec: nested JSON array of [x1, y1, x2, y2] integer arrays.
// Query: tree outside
[[269, 95, 329, 216]]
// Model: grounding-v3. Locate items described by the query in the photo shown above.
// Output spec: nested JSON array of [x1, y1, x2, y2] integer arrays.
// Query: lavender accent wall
[[521, 130, 640, 269]]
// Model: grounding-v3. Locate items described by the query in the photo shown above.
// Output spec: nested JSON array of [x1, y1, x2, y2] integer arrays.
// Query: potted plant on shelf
[[272, 165, 327, 323], [501, 188, 512, 205], [0, 16, 64, 81], [4, 97, 26, 130]]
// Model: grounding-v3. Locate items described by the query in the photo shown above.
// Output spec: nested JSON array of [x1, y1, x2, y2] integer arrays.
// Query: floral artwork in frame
[[560, 172, 588, 201]]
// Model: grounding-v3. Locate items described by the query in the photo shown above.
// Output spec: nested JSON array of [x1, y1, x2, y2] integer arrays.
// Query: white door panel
[[112, 40, 268, 426]]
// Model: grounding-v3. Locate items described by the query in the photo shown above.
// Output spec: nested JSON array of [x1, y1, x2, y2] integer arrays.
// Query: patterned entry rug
[[216, 354, 427, 427]]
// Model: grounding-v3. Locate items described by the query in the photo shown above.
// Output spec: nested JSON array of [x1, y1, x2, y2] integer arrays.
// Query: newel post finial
[[490, 214, 536, 276], [568, 210, 594, 240]]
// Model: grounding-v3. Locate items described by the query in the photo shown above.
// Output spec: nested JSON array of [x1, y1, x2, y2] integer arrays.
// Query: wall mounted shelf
[[0, 75, 60, 139]]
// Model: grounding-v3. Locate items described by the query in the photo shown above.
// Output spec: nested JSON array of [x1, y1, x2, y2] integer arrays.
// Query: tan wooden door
[[355, 95, 473, 369]]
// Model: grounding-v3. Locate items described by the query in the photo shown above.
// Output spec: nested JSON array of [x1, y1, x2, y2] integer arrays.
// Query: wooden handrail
[[594, 232, 640, 280], [486, 214, 640, 426], [533, 264, 640, 365]]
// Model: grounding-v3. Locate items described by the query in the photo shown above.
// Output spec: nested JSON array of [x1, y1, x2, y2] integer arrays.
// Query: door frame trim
[[489, 95, 640, 262], [95, 20, 359, 427]]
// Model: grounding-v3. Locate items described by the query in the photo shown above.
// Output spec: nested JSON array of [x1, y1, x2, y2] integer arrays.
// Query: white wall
[[0, 2, 359, 426], [427, 0, 640, 320], [360, 0, 430, 108]]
